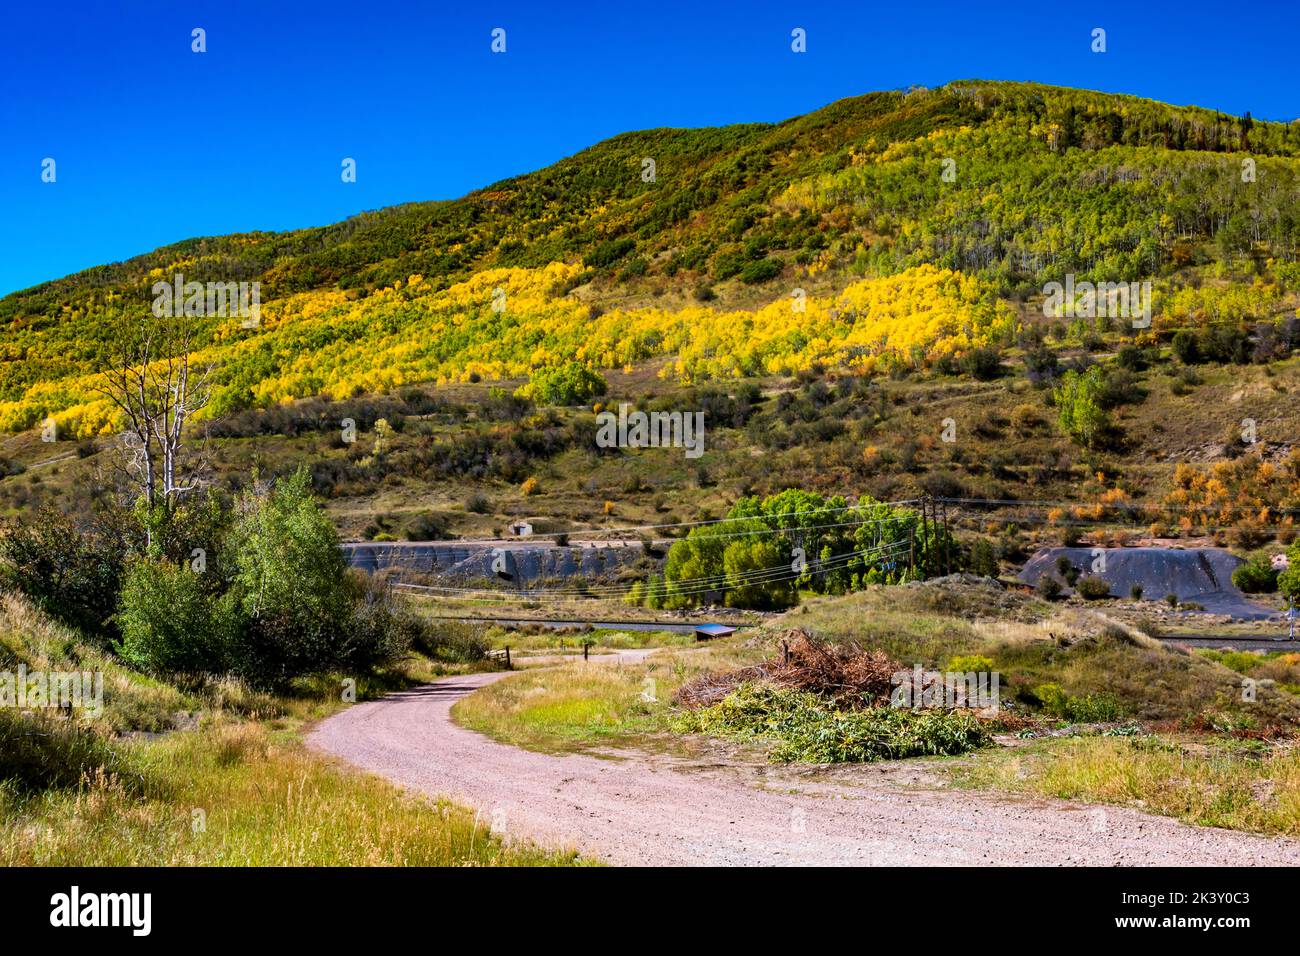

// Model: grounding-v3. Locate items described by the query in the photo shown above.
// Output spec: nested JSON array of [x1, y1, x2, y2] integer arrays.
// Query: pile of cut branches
[[675, 629, 899, 711]]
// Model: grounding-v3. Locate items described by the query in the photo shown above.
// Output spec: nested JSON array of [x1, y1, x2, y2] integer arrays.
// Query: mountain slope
[[3, 80, 1300, 434]]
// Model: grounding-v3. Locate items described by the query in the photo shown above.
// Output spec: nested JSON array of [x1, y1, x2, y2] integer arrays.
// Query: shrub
[[947, 654, 995, 673], [465, 492, 491, 514], [340, 576, 420, 670], [965, 539, 998, 577], [520, 362, 607, 406], [1130, 584, 1144, 601], [117, 558, 241, 674], [409, 619, 489, 663], [1172, 329, 1201, 364], [961, 347, 1003, 381], [1054, 366, 1114, 448], [738, 257, 783, 284], [1036, 575, 1063, 601], [1032, 683, 1123, 722], [0, 506, 132, 643], [1009, 403, 1040, 431], [1115, 345, 1150, 371], [1232, 557, 1279, 594], [403, 512, 448, 541], [1076, 576, 1113, 600]]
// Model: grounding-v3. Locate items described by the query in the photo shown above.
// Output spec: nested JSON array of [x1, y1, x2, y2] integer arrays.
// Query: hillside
[[2, 79, 1300, 577]]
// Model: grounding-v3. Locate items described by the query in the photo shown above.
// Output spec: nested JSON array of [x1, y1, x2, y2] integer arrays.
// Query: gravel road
[[308, 653, 1300, 866]]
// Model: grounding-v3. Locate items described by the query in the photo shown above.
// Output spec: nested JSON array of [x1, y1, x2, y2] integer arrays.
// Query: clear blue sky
[[1, 0, 1296, 297]]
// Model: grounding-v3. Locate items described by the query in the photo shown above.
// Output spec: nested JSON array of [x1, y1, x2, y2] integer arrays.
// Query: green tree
[[722, 539, 796, 610], [117, 558, 241, 674], [1054, 366, 1112, 448], [1279, 544, 1300, 604], [226, 468, 355, 683]]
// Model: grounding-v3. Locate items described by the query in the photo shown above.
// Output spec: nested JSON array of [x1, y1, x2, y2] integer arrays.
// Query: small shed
[[509, 521, 534, 538], [694, 623, 737, 642]]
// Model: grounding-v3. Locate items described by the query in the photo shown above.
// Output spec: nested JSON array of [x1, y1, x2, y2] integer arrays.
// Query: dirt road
[[308, 654, 1300, 866]]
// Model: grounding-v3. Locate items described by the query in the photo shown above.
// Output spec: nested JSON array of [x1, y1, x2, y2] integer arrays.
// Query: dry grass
[[0, 716, 583, 866], [956, 735, 1300, 838]]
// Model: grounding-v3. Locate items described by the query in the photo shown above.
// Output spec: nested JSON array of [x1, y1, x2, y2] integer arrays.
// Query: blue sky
[[1, 0, 1296, 297]]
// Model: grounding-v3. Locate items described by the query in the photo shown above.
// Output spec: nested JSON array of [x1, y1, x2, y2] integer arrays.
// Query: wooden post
[[583, 641, 590, 661], [505, 646, 511, 670]]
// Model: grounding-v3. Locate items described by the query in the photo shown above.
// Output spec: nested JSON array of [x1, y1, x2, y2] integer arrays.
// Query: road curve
[[308, 654, 1300, 866]]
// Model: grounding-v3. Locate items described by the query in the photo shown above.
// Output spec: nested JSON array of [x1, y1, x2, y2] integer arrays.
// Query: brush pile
[[675, 629, 899, 711]]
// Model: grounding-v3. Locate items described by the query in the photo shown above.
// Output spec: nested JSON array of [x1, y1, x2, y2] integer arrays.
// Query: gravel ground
[[307, 652, 1300, 866]]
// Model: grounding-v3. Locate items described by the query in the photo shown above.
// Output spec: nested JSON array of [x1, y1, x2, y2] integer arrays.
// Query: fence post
[[505, 646, 511, 670]]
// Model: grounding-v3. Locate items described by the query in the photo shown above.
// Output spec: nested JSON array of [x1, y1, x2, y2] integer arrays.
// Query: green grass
[[451, 640, 761, 752], [494, 627, 695, 656]]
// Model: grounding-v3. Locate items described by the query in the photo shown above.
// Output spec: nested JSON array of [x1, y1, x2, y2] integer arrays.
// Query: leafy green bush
[[117, 558, 241, 674], [519, 362, 607, 406], [1033, 682, 1124, 722], [0, 506, 131, 643], [1076, 576, 1113, 600], [1196, 648, 1262, 674], [226, 470, 356, 684], [672, 684, 989, 763], [408, 618, 488, 663], [342, 576, 424, 670], [1036, 575, 1063, 601], [738, 257, 783, 284], [1054, 366, 1114, 448], [1232, 557, 1279, 594]]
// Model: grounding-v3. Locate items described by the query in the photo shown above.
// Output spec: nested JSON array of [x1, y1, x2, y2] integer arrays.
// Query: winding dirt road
[[308, 653, 1300, 866]]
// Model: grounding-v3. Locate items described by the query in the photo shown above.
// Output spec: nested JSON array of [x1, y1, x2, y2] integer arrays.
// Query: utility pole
[[918, 496, 931, 579], [939, 497, 952, 575]]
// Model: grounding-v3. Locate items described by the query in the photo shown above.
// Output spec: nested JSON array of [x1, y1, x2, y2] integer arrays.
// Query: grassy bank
[[451, 642, 759, 753], [0, 716, 581, 865], [496, 627, 695, 657], [0, 594, 582, 866], [953, 734, 1300, 838]]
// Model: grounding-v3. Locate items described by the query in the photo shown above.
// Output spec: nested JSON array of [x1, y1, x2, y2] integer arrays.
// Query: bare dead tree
[[91, 312, 213, 546]]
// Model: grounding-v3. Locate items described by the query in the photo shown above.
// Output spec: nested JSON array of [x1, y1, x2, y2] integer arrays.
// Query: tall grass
[[0, 718, 583, 865], [957, 735, 1300, 837]]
